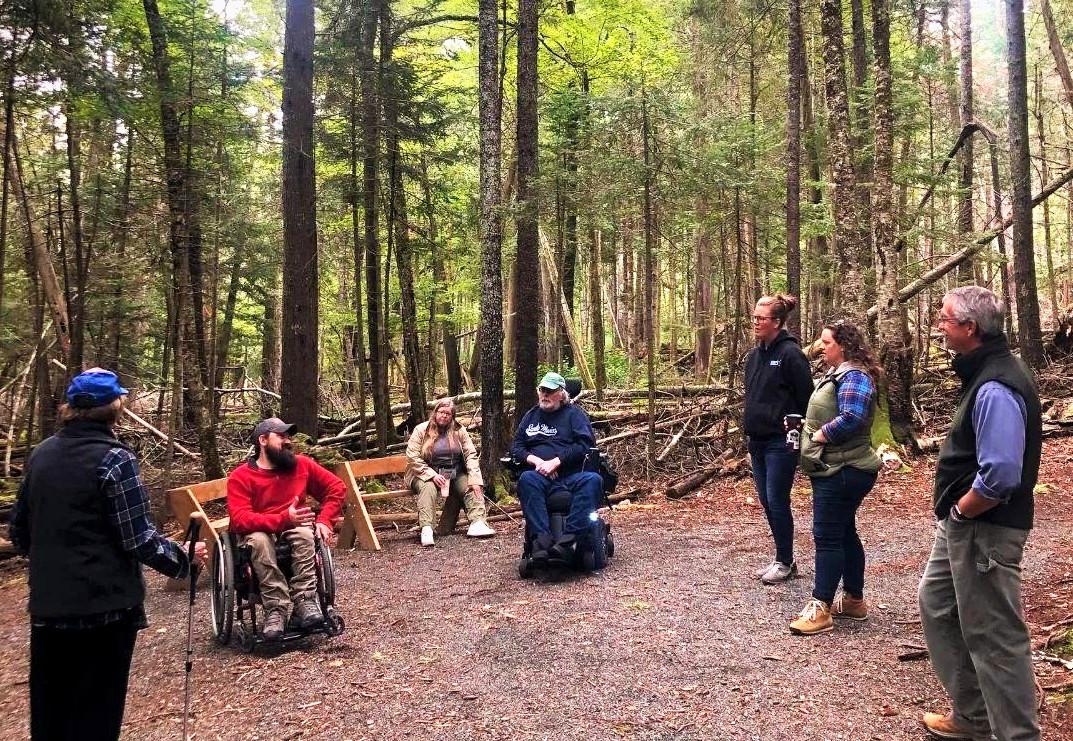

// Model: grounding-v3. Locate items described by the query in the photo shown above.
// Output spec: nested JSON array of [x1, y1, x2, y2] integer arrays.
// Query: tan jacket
[[403, 421, 484, 489]]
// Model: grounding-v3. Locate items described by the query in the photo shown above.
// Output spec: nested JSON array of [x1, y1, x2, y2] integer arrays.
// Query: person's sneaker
[[420, 526, 435, 547], [754, 560, 777, 579], [293, 597, 324, 629], [761, 561, 798, 584], [832, 592, 869, 621], [262, 608, 287, 641], [789, 598, 834, 635], [921, 711, 974, 739], [466, 519, 496, 538]]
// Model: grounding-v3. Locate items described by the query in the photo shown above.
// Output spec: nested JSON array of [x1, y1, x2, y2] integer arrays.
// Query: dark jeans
[[518, 470, 602, 537], [31, 618, 139, 740], [810, 466, 878, 604], [748, 437, 798, 565]]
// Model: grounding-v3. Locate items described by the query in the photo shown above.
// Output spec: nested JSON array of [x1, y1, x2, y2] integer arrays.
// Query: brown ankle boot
[[832, 592, 868, 621], [789, 599, 833, 635]]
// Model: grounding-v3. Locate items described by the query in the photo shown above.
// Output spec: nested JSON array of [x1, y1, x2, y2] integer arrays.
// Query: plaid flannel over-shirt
[[818, 369, 876, 444]]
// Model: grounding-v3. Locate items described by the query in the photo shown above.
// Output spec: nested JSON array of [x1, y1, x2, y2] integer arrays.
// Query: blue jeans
[[748, 437, 798, 565], [810, 466, 877, 604], [518, 470, 602, 537]]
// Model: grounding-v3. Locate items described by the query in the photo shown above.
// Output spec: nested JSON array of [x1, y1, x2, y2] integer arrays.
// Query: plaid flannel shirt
[[819, 369, 875, 444]]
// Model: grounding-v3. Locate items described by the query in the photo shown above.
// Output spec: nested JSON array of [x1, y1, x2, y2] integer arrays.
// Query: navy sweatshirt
[[743, 329, 815, 440], [510, 402, 595, 477]]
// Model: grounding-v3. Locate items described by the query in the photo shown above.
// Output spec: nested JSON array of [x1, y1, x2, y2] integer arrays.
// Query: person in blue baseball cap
[[11, 366, 207, 740], [65, 367, 129, 409]]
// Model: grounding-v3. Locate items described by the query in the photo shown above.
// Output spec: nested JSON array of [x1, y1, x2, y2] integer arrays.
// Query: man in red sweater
[[227, 418, 345, 640]]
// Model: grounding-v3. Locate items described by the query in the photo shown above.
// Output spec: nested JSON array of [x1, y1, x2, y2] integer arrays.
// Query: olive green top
[[799, 363, 881, 478]]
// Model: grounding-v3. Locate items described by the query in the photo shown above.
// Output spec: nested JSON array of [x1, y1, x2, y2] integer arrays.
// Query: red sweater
[[227, 455, 346, 535]]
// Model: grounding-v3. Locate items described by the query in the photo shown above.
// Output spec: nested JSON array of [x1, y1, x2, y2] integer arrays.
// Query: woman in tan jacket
[[404, 398, 495, 546]]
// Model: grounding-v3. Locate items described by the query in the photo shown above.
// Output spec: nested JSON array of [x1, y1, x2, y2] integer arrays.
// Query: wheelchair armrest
[[500, 455, 530, 481]]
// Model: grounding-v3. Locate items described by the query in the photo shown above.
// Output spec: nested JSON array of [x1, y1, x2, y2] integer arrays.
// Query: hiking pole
[[182, 513, 203, 741]]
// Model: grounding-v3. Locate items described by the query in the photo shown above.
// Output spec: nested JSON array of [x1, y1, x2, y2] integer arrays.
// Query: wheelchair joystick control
[[784, 414, 804, 451]]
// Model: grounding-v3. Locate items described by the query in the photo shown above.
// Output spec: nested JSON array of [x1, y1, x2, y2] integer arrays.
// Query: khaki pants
[[918, 517, 1039, 741], [412, 473, 485, 529], [243, 527, 317, 615]]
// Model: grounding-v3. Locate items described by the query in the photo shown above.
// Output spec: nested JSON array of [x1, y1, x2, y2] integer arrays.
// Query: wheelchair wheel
[[589, 520, 608, 571], [518, 557, 534, 579], [314, 537, 336, 608], [325, 611, 346, 636], [210, 536, 235, 646], [235, 623, 257, 653], [606, 528, 615, 558]]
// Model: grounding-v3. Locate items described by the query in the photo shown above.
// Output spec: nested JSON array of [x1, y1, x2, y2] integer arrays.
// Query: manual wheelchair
[[502, 447, 618, 578], [209, 530, 344, 652]]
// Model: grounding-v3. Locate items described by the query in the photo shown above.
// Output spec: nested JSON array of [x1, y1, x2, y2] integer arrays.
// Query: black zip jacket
[[743, 330, 815, 440]]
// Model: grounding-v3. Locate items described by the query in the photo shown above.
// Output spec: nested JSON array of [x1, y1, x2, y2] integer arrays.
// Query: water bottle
[[784, 414, 804, 451]]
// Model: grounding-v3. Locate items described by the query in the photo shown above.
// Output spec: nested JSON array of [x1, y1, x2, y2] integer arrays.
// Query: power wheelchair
[[209, 530, 344, 652], [502, 446, 618, 578]]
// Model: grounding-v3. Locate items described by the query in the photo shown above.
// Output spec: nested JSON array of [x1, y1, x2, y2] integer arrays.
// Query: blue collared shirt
[[972, 381, 1027, 502]]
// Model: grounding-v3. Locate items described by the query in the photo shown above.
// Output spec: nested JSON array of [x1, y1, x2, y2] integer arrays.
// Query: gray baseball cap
[[253, 417, 298, 439]]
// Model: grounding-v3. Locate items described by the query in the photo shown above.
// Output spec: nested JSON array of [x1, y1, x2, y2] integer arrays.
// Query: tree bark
[[820, 0, 866, 314], [1040, 0, 1073, 110], [1006, 0, 1046, 368], [478, 0, 506, 491], [513, 0, 540, 423], [785, 0, 804, 336], [872, 0, 913, 439], [143, 0, 222, 477], [280, 0, 319, 434]]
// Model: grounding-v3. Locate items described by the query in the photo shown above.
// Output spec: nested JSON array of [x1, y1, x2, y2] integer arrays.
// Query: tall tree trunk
[[142, 0, 222, 477], [281, 0, 319, 434], [802, 51, 830, 331], [513, 0, 540, 422], [361, 0, 393, 448], [786, 0, 804, 336], [1035, 67, 1060, 321], [957, 0, 975, 282], [1006, 0, 1045, 368], [642, 91, 656, 464], [589, 227, 606, 400], [849, 0, 873, 287], [820, 0, 866, 314], [1040, 0, 1073, 110], [348, 59, 368, 452], [478, 0, 506, 491], [873, 0, 912, 439], [421, 154, 461, 395], [0, 72, 14, 320]]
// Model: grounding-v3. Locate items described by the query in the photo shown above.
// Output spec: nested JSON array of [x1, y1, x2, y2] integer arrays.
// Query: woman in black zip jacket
[[743, 294, 815, 584]]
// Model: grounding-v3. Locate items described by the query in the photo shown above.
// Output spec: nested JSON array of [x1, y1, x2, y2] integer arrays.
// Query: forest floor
[[0, 439, 1071, 741]]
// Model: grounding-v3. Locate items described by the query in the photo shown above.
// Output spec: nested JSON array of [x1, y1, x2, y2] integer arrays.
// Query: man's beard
[[265, 443, 297, 471], [538, 397, 562, 412]]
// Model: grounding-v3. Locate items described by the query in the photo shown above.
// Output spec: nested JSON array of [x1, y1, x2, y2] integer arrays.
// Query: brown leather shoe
[[832, 592, 868, 621], [789, 598, 833, 635], [921, 711, 973, 739]]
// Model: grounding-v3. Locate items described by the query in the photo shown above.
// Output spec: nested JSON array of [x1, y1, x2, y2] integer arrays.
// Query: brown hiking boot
[[832, 592, 868, 621], [292, 596, 324, 630], [921, 712, 973, 739], [262, 607, 287, 641], [789, 598, 833, 635]]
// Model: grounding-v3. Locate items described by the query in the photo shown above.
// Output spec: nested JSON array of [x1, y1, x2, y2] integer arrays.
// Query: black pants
[[30, 619, 139, 741]]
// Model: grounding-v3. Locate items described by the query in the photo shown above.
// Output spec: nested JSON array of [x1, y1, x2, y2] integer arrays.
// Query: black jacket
[[933, 335, 1041, 530], [13, 421, 146, 618], [743, 330, 815, 440]]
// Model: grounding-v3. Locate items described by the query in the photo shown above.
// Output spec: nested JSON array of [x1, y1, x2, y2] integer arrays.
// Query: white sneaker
[[466, 519, 496, 538], [420, 526, 435, 547]]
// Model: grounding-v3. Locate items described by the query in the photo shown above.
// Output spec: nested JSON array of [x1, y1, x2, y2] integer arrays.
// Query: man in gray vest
[[10, 368, 207, 740], [919, 287, 1041, 741]]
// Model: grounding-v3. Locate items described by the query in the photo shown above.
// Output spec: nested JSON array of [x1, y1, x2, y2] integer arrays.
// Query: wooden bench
[[334, 455, 468, 551], [167, 479, 229, 557]]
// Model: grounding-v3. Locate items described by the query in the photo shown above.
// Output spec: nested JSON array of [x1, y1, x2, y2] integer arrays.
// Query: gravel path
[[1, 441, 1071, 740]]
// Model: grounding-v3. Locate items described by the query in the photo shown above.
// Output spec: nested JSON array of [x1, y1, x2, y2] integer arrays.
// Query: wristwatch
[[949, 503, 970, 522]]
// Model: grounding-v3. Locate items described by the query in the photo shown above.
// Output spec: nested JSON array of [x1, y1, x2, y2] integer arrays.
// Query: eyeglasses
[[751, 315, 775, 325], [935, 312, 968, 326]]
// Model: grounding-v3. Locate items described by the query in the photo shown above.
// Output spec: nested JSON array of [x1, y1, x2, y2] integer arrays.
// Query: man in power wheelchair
[[507, 373, 616, 577], [223, 418, 346, 647]]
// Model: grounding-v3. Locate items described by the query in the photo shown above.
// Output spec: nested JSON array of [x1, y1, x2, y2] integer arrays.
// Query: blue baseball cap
[[65, 368, 129, 408]]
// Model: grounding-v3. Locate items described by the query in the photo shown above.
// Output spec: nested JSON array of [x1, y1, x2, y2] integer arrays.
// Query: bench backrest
[[167, 478, 229, 553]]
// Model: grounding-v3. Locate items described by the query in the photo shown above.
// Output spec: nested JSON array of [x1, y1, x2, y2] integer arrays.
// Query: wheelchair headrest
[[564, 377, 583, 398]]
